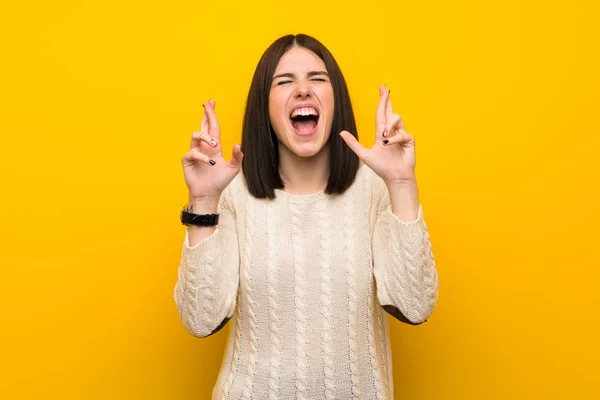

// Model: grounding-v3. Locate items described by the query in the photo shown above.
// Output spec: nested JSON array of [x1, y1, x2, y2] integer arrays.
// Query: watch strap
[[180, 205, 219, 227]]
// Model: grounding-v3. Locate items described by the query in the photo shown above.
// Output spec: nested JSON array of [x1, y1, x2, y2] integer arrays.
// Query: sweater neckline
[[273, 164, 367, 204], [274, 188, 328, 203]]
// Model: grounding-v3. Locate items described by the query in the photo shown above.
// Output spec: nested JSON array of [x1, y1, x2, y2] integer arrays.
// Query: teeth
[[291, 107, 318, 118]]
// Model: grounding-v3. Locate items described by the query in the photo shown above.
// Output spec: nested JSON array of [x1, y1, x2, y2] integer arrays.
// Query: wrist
[[385, 175, 417, 190], [385, 176, 420, 222], [188, 195, 220, 214]]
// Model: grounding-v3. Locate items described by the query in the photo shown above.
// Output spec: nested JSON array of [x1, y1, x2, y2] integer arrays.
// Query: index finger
[[376, 85, 389, 127], [189, 107, 210, 150], [200, 104, 209, 133], [204, 100, 221, 140]]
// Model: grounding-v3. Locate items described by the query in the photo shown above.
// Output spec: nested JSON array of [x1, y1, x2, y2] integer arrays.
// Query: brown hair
[[241, 34, 360, 199]]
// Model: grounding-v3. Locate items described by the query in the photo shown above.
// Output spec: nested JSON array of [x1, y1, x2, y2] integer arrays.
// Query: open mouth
[[289, 107, 320, 135]]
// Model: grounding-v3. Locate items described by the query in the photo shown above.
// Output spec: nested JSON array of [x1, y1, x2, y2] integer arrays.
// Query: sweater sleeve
[[372, 183, 439, 325], [174, 186, 240, 338]]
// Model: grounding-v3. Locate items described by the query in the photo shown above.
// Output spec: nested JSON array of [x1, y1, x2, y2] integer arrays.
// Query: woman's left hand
[[340, 85, 416, 184]]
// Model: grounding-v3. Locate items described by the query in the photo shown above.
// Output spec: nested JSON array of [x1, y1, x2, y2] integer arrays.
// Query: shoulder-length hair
[[241, 34, 360, 199]]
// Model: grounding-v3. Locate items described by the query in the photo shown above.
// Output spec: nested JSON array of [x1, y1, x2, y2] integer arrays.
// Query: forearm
[[187, 196, 220, 247], [373, 205, 439, 324], [175, 230, 238, 337], [175, 190, 239, 337], [385, 176, 420, 222]]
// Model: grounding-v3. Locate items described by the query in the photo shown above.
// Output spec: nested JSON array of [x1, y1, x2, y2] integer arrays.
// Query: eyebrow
[[272, 71, 329, 80]]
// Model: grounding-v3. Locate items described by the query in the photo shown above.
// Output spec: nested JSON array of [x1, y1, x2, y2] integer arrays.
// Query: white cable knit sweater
[[174, 164, 439, 400]]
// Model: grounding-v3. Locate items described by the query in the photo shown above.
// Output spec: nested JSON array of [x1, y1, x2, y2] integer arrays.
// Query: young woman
[[175, 34, 439, 400]]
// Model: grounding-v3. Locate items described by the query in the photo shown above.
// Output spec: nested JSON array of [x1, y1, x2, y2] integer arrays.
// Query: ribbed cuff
[[384, 204, 424, 235], [184, 227, 220, 250]]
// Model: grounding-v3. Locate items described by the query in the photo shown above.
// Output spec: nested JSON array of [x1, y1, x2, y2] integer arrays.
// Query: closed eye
[[311, 78, 327, 82], [277, 80, 292, 85]]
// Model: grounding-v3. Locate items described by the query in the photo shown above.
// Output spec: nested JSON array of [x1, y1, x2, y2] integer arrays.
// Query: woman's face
[[269, 46, 335, 159]]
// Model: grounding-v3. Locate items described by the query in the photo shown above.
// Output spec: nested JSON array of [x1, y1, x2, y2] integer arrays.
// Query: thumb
[[339, 130, 367, 159], [229, 144, 244, 169]]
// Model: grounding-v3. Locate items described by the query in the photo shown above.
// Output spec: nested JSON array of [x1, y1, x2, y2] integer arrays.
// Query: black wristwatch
[[180, 205, 219, 227]]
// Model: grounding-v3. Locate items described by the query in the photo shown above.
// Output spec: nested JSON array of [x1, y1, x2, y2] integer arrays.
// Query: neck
[[278, 144, 330, 195]]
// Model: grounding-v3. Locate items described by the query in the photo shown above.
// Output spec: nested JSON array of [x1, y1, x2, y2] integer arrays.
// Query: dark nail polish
[[209, 160, 216, 166], [202, 104, 205, 108], [383, 140, 389, 145]]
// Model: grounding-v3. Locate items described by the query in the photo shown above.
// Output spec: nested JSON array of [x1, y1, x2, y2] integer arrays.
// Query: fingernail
[[202, 103, 205, 108], [383, 140, 389, 145], [383, 130, 389, 137], [210, 139, 217, 146], [209, 160, 216, 166]]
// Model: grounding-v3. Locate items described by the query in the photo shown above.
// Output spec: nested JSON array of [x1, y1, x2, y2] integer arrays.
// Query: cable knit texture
[[174, 164, 439, 399]]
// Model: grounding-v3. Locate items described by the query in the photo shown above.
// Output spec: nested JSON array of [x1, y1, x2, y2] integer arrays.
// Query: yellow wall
[[1, 0, 598, 398]]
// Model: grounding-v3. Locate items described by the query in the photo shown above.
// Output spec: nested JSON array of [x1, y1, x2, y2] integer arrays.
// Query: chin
[[291, 146, 322, 158], [288, 136, 329, 158]]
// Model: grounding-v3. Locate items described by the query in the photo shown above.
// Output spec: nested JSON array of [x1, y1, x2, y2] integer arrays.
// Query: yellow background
[[1, 0, 599, 398]]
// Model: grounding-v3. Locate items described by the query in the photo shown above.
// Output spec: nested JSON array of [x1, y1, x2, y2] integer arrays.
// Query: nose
[[294, 81, 311, 98]]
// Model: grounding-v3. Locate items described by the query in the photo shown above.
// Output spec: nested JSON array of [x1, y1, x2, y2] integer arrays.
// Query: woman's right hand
[[181, 99, 244, 204]]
